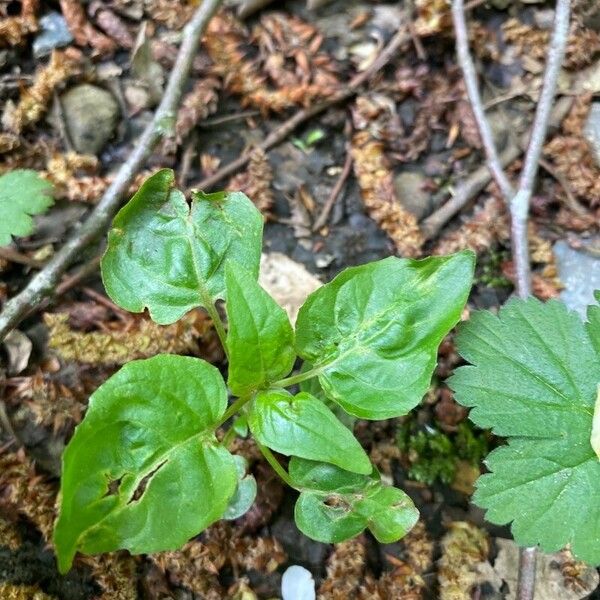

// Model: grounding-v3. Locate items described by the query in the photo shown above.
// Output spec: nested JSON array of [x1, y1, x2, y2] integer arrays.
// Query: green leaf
[[587, 290, 600, 354], [295, 252, 474, 419], [0, 169, 53, 246], [225, 262, 295, 396], [290, 458, 419, 544], [54, 354, 237, 573], [247, 389, 371, 474], [450, 297, 600, 564], [223, 456, 257, 520], [101, 169, 263, 325]]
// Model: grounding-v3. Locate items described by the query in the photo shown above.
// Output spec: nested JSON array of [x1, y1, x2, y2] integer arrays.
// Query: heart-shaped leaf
[[54, 354, 238, 573], [450, 297, 600, 564], [248, 390, 371, 474], [101, 169, 263, 324], [295, 252, 474, 419], [225, 262, 295, 396], [290, 458, 419, 544]]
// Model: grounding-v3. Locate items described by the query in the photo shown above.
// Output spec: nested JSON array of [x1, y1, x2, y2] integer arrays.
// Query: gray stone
[[33, 12, 73, 58], [554, 239, 600, 317], [583, 101, 600, 167], [393, 171, 431, 220], [60, 84, 120, 155]]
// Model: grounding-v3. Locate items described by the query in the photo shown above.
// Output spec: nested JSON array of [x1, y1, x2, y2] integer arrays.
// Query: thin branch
[[452, 1, 571, 598], [511, 0, 571, 298], [422, 143, 520, 240], [191, 26, 411, 191], [516, 547, 537, 600], [312, 148, 353, 232], [452, 0, 514, 201], [0, 0, 224, 342]]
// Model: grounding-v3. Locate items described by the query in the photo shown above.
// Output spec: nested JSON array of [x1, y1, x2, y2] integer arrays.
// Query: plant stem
[[257, 442, 295, 488], [221, 426, 238, 448], [452, 0, 571, 596], [516, 546, 537, 600], [511, 0, 571, 298], [216, 395, 251, 429], [452, 0, 515, 201], [205, 301, 229, 359], [272, 365, 324, 388], [0, 0, 224, 342]]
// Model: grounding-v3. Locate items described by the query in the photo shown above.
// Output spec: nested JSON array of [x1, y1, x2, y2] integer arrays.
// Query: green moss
[[475, 248, 512, 289], [397, 420, 489, 486]]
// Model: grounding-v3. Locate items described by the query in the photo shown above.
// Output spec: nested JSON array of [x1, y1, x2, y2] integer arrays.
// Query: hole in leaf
[[324, 495, 350, 511], [104, 476, 124, 497], [127, 460, 167, 504]]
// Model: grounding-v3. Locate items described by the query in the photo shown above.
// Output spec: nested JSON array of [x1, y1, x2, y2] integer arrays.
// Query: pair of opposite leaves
[[54, 169, 475, 572]]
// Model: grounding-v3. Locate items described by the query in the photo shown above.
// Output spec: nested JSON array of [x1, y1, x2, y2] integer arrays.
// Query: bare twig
[[516, 547, 537, 600], [511, 0, 571, 298], [178, 131, 197, 187], [452, 0, 514, 201], [200, 109, 260, 128], [452, 0, 570, 299], [0, 247, 44, 269], [191, 27, 411, 191], [452, 0, 571, 597], [55, 253, 102, 297], [0, 0, 224, 342], [422, 144, 520, 240], [312, 149, 353, 232]]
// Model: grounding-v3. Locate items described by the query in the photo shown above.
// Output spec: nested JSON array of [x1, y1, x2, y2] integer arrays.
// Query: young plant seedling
[[451, 292, 600, 564], [53, 168, 475, 572]]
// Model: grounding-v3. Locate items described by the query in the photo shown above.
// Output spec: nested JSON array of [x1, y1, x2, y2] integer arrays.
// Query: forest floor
[[1, 0, 600, 598]]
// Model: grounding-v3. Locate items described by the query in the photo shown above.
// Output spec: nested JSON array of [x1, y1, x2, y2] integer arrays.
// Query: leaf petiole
[[216, 394, 251, 429], [221, 426, 238, 448], [272, 365, 324, 388], [256, 442, 296, 489]]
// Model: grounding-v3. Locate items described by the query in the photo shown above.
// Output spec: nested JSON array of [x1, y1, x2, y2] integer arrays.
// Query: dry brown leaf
[[351, 130, 424, 257], [3, 49, 81, 134], [44, 310, 214, 365], [59, 0, 117, 54], [227, 148, 274, 216]]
